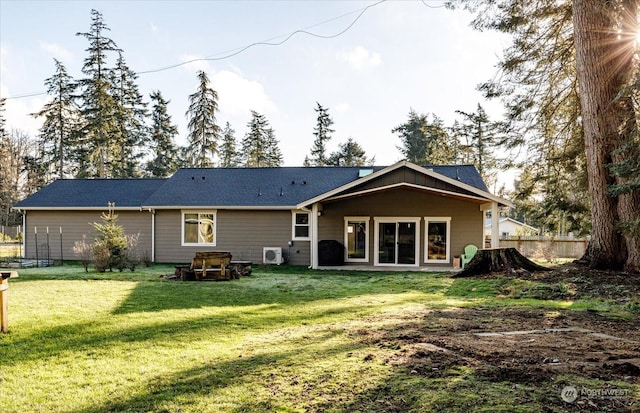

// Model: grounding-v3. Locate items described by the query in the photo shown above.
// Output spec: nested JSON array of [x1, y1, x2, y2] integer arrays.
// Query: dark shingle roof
[[14, 164, 488, 209], [143, 167, 376, 207], [14, 179, 166, 208]]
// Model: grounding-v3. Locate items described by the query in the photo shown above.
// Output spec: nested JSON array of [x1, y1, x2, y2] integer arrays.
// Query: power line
[[420, 0, 446, 9], [138, 0, 387, 74], [4, 0, 388, 99]]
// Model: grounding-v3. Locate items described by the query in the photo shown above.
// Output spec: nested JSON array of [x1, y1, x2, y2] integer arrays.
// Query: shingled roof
[[14, 179, 166, 209], [14, 164, 490, 209]]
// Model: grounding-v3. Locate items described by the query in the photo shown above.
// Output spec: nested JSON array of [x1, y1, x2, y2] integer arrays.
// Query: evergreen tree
[[31, 59, 78, 180], [219, 122, 240, 167], [393, 109, 457, 165], [452, 104, 503, 187], [327, 138, 373, 166], [451, 0, 640, 271], [242, 111, 283, 167], [305, 102, 334, 166], [264, 127, 284, 167], [109, 52, 148, 177], [75, 9, 121, 178], [146, 90, 180, 177], [185, 70, 221, 167]]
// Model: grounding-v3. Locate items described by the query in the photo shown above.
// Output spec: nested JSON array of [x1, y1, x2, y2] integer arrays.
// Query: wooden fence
[[496, 236, 589, 259]]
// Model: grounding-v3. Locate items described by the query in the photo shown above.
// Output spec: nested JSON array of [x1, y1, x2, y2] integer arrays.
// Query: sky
[[0, 0, 509, 171]]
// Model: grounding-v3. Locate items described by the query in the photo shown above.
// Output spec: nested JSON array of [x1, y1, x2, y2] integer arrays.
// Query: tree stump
[[453, 248, 551, 278]]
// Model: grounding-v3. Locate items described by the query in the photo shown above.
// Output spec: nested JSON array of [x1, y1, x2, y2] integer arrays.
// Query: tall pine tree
[[305, 102, 334, 166], [185, 70, 221, 167], [219, 122, 240, 167], [32, 59, 78, 180], [453, 103, 503, 187], [146, 90, 180, 177], [110, 52, 148, 177], [242, 111, 283, 167], [451, 0, 640, 271], [327, 138, 373, 166], [393, 109, 457, 165], [75, 9, 121, 178]]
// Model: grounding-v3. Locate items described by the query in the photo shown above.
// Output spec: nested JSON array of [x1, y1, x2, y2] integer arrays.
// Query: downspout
[[21, 211, 26, 259], [149, 208, 155, 263]]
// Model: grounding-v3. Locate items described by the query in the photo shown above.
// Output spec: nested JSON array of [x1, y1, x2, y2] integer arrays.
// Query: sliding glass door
[[375, 219, 419, 266]]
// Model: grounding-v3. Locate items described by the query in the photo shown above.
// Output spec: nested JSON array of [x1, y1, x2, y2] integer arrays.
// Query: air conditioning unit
[[263, 247, 283, 265]]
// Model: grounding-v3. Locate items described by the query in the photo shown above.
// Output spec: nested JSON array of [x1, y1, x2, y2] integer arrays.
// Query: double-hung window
[[292, 211, 310, 240], [182, 211, 216, 246]]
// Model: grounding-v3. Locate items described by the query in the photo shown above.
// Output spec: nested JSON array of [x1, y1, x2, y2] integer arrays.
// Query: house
[[13, 161, 512, 269], [484, 217, 539, 238]]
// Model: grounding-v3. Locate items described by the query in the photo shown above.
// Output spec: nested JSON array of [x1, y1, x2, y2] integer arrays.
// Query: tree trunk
[[453, 248, 550, 278], [572, 0, 640, 272]]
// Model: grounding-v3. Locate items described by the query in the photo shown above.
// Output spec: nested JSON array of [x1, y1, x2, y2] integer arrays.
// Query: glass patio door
[[377, 220, 417, 265]]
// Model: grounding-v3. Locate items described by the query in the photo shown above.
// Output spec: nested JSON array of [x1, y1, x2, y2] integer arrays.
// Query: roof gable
[[297, 161, 510, 208]]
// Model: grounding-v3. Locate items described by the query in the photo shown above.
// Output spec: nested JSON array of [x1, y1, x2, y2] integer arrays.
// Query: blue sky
[[1, 0, 508, 168]]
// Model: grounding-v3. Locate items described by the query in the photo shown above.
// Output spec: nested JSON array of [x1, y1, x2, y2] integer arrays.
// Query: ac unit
[[263, 247, 283, 265]]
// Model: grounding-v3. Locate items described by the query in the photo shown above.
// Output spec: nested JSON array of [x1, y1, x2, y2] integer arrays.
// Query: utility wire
[[4, 0, 387, 99], [138, 0, 386, 74]]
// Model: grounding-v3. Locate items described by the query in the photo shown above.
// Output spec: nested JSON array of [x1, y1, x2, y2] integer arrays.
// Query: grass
[[0, 264, 637, 412]]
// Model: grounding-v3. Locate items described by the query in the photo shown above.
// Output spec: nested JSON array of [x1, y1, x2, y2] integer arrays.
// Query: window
[[182, 211, 216, 246], [292, 211, 310, 240], [344, 217, 369, 262], [424, 217, 451, 263]]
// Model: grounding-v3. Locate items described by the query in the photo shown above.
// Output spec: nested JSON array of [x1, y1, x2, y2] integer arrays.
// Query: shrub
[[92, 203, 127, 271], [72, 236, 93, 272], [92, 240, 111, 272]]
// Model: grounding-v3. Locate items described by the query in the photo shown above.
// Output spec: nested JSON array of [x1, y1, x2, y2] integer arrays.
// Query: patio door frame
[[373, 217, 420, 267]]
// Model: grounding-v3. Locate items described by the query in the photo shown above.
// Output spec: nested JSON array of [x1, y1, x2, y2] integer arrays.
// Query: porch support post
[[311, 203, 319, 269], [491, 202, 500, 248]]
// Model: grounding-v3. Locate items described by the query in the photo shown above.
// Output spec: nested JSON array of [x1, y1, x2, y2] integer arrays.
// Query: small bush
[[72, 236, 93, 272], [92, 241, 111, 273]]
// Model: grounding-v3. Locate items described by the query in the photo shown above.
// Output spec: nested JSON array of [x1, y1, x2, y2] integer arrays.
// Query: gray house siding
[[23, 210, 152, 261], [317, 189, 483, 266], [153, 209, 310, 265]]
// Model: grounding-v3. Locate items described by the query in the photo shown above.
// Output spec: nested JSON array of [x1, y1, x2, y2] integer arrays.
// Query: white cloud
[[334, 102, 350, 113], [337, 46, 382, 72], [212, 70, 276, 116], [40, 42, 73, 63], [178, 55, 277, 118]]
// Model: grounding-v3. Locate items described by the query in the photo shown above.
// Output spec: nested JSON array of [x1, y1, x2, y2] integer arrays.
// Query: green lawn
[[0, 264, 637, 412]]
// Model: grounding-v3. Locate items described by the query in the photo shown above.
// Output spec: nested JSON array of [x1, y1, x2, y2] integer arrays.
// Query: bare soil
[[354, 264, 640, 412]]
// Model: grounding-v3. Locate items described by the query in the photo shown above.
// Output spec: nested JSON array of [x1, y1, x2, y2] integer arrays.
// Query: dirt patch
[[505, 262, 640, 300], [381, 307, 640, 382], [350, 265, 640, 411]]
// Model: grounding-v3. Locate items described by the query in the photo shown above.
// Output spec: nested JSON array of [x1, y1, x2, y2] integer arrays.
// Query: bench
[[190, 251, 232, 281]]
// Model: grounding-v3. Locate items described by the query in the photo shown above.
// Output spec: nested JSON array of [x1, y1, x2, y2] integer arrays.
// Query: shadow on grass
[[111, 271, 452, 314], [69, 329, 368, 413]]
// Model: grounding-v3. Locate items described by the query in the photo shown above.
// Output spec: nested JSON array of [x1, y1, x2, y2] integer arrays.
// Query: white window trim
[[424, 217, 451, 263], [373, 217, 420, 267], [344, 216, 369, 263], [181, 210, 217, 247], [292, 210, 311, 241]]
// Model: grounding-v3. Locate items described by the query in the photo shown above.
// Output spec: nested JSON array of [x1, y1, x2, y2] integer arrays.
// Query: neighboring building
[[484, 217, 539, 238], [13, 161, 512, 269]]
